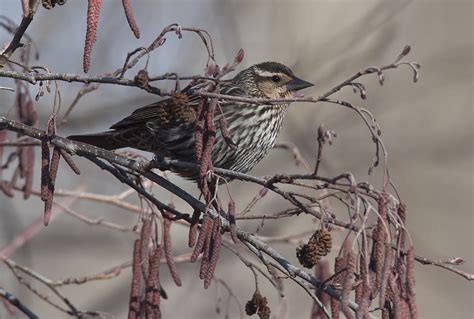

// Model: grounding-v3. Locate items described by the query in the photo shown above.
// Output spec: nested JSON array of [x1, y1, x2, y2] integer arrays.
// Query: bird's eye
[[271, 75, 281, 83]]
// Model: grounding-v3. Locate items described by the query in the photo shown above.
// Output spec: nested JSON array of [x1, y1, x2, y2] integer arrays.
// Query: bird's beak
[[286, 77, 314, 91]]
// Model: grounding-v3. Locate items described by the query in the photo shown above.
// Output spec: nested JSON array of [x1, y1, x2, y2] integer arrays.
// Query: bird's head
[[235, 62, 314, 99]]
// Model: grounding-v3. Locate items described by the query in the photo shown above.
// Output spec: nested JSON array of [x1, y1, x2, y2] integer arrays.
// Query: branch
[[4, 116, 469, 282], [0, 70, 165, 95], [4, 258, 81, 316], [0, 44, 420, 108], [414, 255, 474, 281], [0, 116, 357, 309], [0, 288, 39, 319], [0, 1, 41, 59]]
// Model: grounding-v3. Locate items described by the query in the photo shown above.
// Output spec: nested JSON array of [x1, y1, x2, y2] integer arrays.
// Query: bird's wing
[[110, 99, 171, 130], [109, 93, 196, 130], [109, 81, 245, 130]]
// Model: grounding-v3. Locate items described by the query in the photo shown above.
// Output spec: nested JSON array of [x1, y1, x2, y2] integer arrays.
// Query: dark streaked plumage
[[68, 62, 313, 178]]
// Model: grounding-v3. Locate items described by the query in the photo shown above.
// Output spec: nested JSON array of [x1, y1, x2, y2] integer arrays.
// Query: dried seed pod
[[296, 228, 332, 268], [258, 302, 271, 319], [173, 92, 188, 104], [318, 229, 333, 252], [245, 291, 270, 319], [134, 69, 149, 88], [42, 0, 66, 9], [245, 294, 259, 316]]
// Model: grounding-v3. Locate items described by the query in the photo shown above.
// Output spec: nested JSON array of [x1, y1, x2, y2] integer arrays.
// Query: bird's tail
[[67, 131, 125, 150]]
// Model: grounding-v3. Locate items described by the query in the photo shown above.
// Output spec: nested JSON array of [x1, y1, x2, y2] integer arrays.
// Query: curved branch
[[0, 116, 358, 309]]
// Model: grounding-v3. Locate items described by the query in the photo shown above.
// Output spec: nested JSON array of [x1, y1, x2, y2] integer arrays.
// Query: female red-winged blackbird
[[68, 62, 313, 177]]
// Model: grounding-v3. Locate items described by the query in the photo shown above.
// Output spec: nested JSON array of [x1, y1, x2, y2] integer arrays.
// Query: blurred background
[[0, 0, 472, 318]]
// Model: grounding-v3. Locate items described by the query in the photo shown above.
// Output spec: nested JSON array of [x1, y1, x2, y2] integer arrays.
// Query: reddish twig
[[204, 218, 222, 289], [311, 260, 331, 319], [43, 146, 60, 226], [371, 193, 389, 290], [58, 149, 80, 175], [145, 246, 162, 319], [341, 249, 356, 317], [163, 210, 182, 287], [379, 248, 393, 309], [191, 213, 213, 262], [331, 255, 344, 319], [40, 137, 50, 201], [0, 3, 39, 59], [83, 0, 103, 73], [194, 98, 205, 161], [228, 199, 238, 243], [128, 239, 141, 319], [406, 246, 417, 319], [122, 0, 140, 38], [355, 253, 371, 319], [140, 217, 153, 276], [188, 209, 200, 248], [21, 145, 34, 199]]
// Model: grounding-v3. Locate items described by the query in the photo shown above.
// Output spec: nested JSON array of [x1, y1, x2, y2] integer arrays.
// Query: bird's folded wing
[[109, 83, 246, 131], [109, 100, 169, 130]]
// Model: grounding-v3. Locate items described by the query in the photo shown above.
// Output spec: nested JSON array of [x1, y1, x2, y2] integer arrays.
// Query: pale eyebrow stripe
[[254, 70, 286, 77]]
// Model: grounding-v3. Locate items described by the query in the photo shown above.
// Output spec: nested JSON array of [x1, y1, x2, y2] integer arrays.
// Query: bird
[[68, 62, 313, 179]]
